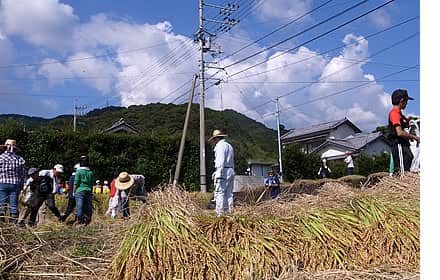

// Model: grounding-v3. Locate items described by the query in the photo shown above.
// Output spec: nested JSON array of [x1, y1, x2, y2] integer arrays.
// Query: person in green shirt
[[73, 155, 94, 226]]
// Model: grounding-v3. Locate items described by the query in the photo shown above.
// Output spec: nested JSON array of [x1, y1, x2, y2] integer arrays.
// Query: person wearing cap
[[74, 156, 94, 226], [0, 139, 26, 223], [102, 180, 110, 194], [264, 170, 281, 199], [344, 151, 355, 175], [17, 168, 39, 226], [208, 129, 235, 216], [93, 180, 102, 194], [113, 172, 146, 218], [28, 164, 64, 225], [388, 89, 420, 174], [60, 163, 80, 223]]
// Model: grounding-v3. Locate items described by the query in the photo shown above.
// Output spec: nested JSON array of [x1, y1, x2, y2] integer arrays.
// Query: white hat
[[54, 164, 64, 173], [96, 180, 101, 184], [115, 172, 135, 190]]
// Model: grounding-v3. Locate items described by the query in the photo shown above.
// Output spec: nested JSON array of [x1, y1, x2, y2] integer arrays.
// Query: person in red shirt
[[388, 89, 420, 174]]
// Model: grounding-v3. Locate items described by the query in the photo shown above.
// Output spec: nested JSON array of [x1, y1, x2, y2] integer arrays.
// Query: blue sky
[[0, 0, 420, 132]]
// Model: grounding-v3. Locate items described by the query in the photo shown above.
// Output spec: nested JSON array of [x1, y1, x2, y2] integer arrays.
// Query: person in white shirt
[[209, 129, 235, 216], [344, 151, 354, 175]]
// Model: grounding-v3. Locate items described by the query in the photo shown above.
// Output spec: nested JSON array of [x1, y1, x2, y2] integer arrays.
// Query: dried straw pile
[[111, 173, 420, 280]]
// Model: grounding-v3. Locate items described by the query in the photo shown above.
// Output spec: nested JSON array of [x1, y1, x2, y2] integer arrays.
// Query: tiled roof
[[103, 118, 139, 133], [311, 132, 384, 153], [280, 118, 361, 140]]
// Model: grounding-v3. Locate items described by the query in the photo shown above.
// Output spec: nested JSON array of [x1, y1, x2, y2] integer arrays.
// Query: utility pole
[[275, 96, 284, 182], [196, 0, 239, 192], [173, 74, 198, 187], [73, 99, 87, 132]]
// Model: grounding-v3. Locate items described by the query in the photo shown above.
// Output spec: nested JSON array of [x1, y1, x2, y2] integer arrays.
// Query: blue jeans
[[75, 191, 93, 224], [0, 183, 20, 217]]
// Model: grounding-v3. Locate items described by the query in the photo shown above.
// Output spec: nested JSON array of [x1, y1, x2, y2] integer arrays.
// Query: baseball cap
[[391, 89, 414, 105], [27, 167, 39, 176], [54, 164, 64, 173]]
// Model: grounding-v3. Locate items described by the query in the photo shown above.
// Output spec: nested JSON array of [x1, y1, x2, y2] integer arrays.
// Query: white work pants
[[214, 168, 235, 216]]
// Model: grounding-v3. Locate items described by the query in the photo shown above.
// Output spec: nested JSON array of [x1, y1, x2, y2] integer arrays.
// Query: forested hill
[[0, 103, 278, 162]]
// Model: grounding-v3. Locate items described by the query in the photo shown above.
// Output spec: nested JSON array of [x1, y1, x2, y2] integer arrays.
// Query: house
[[311, 132, 390, 160], [280, 118, 361, 154], [103, 118, 140, 134], [280, 118, 390, 160], [246, 160, 277, 176]]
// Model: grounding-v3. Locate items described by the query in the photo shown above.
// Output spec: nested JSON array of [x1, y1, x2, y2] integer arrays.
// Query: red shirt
[[110, 179, 117, 197], [388, 107, 410, 146]]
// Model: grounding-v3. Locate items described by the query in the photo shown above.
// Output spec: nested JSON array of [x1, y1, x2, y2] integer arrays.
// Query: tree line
[[0, 119, 389, 191]]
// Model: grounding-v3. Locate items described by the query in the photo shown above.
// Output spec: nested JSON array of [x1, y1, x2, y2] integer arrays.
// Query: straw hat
[[1, 139, 20, 150], [115, 172, 135, 190], [208, 129, 228, 141]]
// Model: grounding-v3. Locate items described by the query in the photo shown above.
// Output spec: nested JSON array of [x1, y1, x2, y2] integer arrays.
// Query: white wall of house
[[361, 140, 391, 154], [250, 164, 273, 176], [329, 123, 358, 139]]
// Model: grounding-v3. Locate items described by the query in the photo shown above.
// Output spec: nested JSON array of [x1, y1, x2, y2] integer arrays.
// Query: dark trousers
[[61, 197, 76, 222], [391, 144, 413, 172], [347, 167, 354, 175], [29, 193, 61, 225], [121, 197, 130, 218], [270, 186, 281, 199]]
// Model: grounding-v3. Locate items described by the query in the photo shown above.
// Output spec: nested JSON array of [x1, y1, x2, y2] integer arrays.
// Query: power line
[[0, 42, 169, 69], [236, 30, 418, 115], [223, 0, 335, 60], [224, 0, 368, 69], [264, 64, 419, 118], [225, 0, 397, 80], [225, 16, 419, 82]]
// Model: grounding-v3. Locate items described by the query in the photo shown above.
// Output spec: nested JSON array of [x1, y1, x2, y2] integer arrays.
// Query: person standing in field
[[60, 163, 79, 223], [209, 129, 235, 216], [317, 160, 331, 178], [344, 151, 354, 175], [388, 89, 420, 174], [18, 167, 39, 225], [264, 170, 281, 199], [0, 139, 26, 223], [74, 156, 94, 226]]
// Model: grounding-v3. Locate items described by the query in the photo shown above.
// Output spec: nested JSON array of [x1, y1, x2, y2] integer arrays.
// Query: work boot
[[9, 214, 19, 224]]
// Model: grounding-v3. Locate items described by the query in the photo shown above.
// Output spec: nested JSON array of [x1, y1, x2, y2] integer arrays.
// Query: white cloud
[[256, 0, 313, 21], [0, 0, 78, 50], [368, 8, 392, 29]]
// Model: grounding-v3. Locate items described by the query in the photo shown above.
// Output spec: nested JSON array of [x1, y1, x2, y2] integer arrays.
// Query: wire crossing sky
[[0, 0, 420, 132]]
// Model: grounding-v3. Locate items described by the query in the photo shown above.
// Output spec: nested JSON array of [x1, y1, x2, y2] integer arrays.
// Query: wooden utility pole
[[173, 74, 198, 187]]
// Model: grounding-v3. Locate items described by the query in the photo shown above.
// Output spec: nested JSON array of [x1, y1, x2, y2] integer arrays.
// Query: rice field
[[110, 173, 420, 280]]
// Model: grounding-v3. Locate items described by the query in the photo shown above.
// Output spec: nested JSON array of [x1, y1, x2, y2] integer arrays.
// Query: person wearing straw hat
[[388, 89, 420, 174], [74, 155, 94, 226], [208, 129, 235, 216], [0, 139, 26, 223], [113, 172, 147, 218]]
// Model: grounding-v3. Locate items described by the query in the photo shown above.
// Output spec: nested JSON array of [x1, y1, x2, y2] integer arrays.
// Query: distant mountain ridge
[[0, 103, 278, 162]]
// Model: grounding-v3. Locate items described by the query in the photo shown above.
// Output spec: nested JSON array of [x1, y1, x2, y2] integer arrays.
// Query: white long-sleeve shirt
[[213, 139, 234, 179], [344, 155, 354, 168]]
